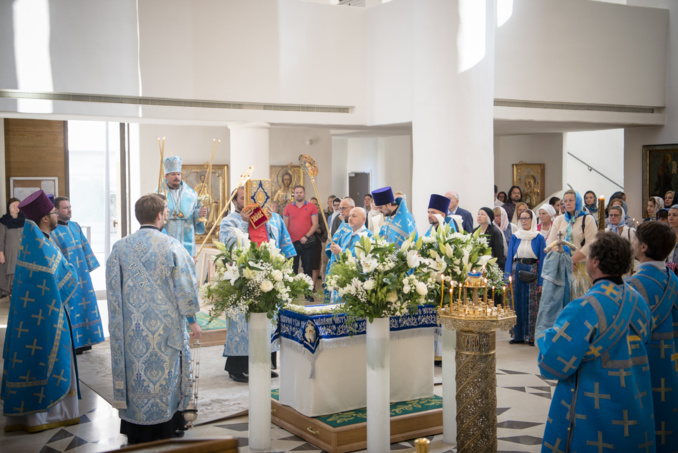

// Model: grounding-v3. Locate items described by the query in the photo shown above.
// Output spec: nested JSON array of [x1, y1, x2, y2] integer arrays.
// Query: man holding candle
[[538, 232, 654, 452]]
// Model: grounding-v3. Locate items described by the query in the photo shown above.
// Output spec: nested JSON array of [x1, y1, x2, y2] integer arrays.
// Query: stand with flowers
[[325, 234, 431, 452], [201, 238, 313, 451]]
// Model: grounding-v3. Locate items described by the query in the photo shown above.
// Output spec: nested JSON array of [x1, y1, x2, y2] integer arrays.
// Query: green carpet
[[271, 389, 442, 428]]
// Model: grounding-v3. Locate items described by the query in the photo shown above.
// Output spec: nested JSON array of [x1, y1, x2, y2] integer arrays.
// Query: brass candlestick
[[438, 273, 516, 453]]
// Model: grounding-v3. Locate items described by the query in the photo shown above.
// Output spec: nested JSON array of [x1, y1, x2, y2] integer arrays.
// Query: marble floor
[[0, 296, 552, 452]]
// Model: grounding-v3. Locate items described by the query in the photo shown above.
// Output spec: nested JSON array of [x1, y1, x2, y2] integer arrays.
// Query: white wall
[[564, 129, 624, 200], [366, 0, 413, 125], [624, 0, 677, 221], [138, 124, 332, 204], [494, 134, 564, 204], [331, 134, 412, 202], [495, 0, 667, 107]]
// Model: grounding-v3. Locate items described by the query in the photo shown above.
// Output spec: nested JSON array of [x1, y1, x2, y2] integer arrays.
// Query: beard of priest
[[428, 209, 445, 227]]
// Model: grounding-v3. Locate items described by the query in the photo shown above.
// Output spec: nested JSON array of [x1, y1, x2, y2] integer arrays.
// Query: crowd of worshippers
[[2, 155, 677, 450]]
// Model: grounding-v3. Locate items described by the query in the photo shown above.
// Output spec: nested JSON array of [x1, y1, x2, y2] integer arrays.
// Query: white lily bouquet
[[325, 234, 431, 321], [418, 224, 504, 303], [201, 239, 314, 320]]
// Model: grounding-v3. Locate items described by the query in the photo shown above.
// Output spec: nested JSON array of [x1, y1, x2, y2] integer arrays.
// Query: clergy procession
[[0, 148, 676, 453]]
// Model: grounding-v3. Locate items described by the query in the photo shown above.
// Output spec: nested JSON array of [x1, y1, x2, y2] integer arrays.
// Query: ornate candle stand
[[438, 274, 516, 453]]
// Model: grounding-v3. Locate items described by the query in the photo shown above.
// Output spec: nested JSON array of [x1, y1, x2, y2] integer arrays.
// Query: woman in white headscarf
[[605, 204, 637, 276], [537, 204, 556, 239], [644, 196, 664, 222], [493, 206, 517, 252], [505, 209, 546, 345]]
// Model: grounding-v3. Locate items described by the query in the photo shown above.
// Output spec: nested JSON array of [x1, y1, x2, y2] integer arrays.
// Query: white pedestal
[[248, 312, 272, 451], [366, 317, 390, 452]]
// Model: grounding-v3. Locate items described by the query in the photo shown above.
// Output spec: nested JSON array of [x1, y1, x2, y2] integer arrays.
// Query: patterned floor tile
[[47, 429, 74, 443], [497, 420, 544, 430], [499, 435, 544, 445]]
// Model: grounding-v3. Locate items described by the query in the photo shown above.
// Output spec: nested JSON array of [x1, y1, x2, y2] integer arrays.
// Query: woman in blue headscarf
[[545, 190, 598, 300]]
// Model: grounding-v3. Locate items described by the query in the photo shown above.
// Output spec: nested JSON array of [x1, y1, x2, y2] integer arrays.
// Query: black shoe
[[305, 295, 315, 302], [509, 339, 525, 345], [172, 430, 185, 438], [528, 341, 535, 346], [271, 371, 279, 378], [229, 373, 248, 383]]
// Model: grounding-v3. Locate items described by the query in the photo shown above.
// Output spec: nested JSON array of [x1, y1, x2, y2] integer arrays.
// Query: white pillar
[[228, 122, 270, 192], [412, 0, 496, 234]]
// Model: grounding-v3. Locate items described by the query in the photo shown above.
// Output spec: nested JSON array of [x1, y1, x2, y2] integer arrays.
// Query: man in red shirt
[[283, 185, 319, 301]]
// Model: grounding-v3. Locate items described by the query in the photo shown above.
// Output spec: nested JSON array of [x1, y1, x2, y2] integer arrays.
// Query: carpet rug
[[271, 389, 443, 429], [76, 342, 270, 425]]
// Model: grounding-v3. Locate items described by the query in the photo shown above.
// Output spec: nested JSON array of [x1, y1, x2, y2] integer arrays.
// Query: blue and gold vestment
[[1, 221, 79, 418], [538, 279, 655, 453], [626, 263, 678, 452], [52, 221, 104, 349], [161, 181, 205, 256], [219, 212, 296, 357], [106, 228, 200, 425], [378, 198, 418, 246]]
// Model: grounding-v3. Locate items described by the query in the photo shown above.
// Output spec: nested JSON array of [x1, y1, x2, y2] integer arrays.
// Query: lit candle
[[483, 279, 488, 304], [598, 196, 605, 231], [492, 285, 495, 302], [449, 286, 453, 309], [508, 276, 515, 311], [440, 277, 445, 308]]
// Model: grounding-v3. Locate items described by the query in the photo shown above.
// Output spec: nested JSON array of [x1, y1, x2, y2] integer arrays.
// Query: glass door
[[67, 120, 121, 292]]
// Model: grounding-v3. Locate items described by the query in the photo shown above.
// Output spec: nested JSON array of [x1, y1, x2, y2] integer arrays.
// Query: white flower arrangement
[[325, 234, 432, 321], [202, 240, 313, 320]]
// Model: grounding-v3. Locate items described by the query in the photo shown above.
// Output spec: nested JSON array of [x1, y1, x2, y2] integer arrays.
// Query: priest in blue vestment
[[106, 194, 202, 444], [538, 232, 655, 453], [2, 190, 80, 433], [326, 207, 374, 275], [372, 186, 417, 246], [219, 187, 296, 383], [626, 221, 678, 452], [425, 194, 456, 237], [160, 156, 207, 256], [51, 196, 104, 354]]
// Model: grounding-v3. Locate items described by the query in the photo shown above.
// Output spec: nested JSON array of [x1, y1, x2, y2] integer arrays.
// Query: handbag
[[303, 234, 317, 249], [518, 270, 538, 283]]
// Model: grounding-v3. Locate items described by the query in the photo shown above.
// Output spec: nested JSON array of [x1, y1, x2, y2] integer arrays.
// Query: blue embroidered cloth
[[276, 305, 438, 356], [52, 221, 104, 349], [2, 221, 79, 417], [378, 198, 418, 246], [161, 181, 205, 256]]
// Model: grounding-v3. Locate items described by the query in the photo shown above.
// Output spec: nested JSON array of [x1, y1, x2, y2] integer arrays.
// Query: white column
[[228, 122, 270, 192], [248, 312, 272, 451], [412, 0, 496, 234]]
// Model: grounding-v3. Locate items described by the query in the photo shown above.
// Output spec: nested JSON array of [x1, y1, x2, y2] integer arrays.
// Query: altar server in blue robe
[[106, 194, 202, 444], [372, 186, 418, 246], [219, 187, 296, 383], [425, 194, 456, 237], [266, 205, 296, 258], [160, 156, 207, 256], [327, 207, 374, 273], [52, 196, 104, 354], [626, 221, 678, 452], [2, 190, 80, 433], [538, 232, 655, 453]]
